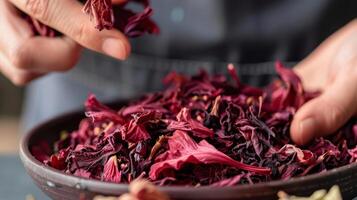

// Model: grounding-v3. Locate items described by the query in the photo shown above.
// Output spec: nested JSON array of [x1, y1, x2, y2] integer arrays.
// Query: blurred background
[[0, 75, 23, 154], [0, 75, 49, 199]]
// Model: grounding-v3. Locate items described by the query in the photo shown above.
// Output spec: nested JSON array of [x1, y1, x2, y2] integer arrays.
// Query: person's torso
[[132, 0, 356, 62], [70, 0, 357, 94]]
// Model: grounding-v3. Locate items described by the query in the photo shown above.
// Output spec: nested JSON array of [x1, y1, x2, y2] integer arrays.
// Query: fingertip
[[102, 36, 131, 60], [290, 118, 303, 145], [290, 116, 316, 145], [122, 36, 131, 59], [81, 26, 131, 60], [115, 32, 131, 59]]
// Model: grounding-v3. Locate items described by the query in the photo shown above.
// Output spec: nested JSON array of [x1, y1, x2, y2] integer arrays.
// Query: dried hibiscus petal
[[122, 111, 161, 143], [149, 130, 271, 180], [210, 174, 244, 187], [277, 144, 315, 165], [116, 7, 159, 37], [46, 148, 69, 170], [167, 108, 214, 138], [268, 61, 316, 111], [85, 94, 125, 124], [103, 155, 122, 183], [83, 0, 114, 31]]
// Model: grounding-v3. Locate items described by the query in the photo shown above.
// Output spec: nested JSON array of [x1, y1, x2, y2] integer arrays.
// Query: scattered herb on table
[[32, 62, 357, 186]]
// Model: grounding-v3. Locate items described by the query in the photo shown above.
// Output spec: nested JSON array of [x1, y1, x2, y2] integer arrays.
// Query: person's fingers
[[10, 36, 82, 72], [0, 1, 43, 84], [293, 63, 328, 92], [0, 1, 33, 55], [290, 69, 357, 145], [1, 1, 82, 72], [9, 0, 131, 60], [0, 52, 44, 85], [293, 19, 357, 91]]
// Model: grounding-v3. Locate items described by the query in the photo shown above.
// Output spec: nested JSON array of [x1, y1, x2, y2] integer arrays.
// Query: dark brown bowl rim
[[19, 108, 357, 198]]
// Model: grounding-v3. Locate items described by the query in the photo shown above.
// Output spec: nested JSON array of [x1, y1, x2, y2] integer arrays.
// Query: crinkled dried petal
[[83, 0, 114, 31], [150, 131, 271, 180], [167, 108, 214, 138], [103, 155, 122, 183]]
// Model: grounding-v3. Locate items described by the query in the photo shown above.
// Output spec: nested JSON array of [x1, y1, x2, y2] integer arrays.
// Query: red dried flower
[[149, 130, 271, 180], [122, 111, 161, 143], [85, 94, 125, 124], [103, 155, 122, 183], [166, 108, 214, 138]]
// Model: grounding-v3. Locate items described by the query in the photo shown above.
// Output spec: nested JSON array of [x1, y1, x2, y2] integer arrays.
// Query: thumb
[[290, 72, 357, 145]]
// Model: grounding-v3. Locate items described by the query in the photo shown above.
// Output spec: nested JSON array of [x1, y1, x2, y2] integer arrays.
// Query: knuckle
[[75, 23, 91, 44], [8, 47, 30, 70], [73, 24, 98, 48], [25, 0, 50, 22], [11, 74, 29, 86], [325, 101, 346, 130]]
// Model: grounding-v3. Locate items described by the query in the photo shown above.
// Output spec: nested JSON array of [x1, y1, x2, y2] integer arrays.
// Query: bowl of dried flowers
[[20, 62, 357, 200]]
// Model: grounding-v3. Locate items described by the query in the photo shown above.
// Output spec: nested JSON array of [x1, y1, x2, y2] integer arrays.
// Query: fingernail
[[102, 38, 127, 60], [298, 118, 316, 144]]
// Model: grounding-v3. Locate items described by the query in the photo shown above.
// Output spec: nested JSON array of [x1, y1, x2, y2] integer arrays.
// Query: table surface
[[0, 155, 50, 200]]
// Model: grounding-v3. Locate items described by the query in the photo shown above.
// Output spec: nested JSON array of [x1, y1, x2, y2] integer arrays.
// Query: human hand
[[291, 19, 357, 145], [0, 0, 130, 85]]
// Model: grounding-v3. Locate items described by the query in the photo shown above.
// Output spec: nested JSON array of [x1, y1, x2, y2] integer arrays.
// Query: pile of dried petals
[[32, 62, 357, 186]]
